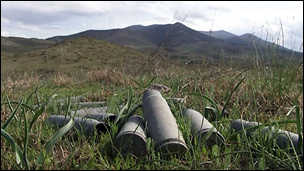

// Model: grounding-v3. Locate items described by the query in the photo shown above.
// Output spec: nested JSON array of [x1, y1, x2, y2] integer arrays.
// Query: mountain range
[[2, 22, 303, 65], [45, 22, 302, 62]]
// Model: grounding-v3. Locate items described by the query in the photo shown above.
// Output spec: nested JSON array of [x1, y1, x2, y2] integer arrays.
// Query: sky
[[1, 1, 303, 52]]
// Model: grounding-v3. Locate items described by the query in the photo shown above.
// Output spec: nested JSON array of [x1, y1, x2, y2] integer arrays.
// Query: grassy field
[[1, 49, 303, 170]]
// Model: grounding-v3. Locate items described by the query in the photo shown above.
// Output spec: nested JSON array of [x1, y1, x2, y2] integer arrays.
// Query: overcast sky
[[1, 1, 303, 52]]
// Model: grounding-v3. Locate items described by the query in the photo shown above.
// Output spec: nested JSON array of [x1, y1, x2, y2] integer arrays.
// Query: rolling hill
[[1, 36, 55, 54], [1, 36, 152, 76]]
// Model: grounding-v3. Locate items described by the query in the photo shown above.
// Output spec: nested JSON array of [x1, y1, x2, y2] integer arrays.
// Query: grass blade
[[22, 92, 35, 170], [295, 106, 303, 153], [5, 94, 18, 121], [1, 101, 34, 111], [114, 88, 133, 124], [36, 116, 75, 167], [284, 105, 303, 153], [192, 92, 221, 116], [117, 103, 142, 130], [1, 129, 24, 166], [29, 104, 45, 132], [285, 105, 297, 116], [36, 95, 74, 167], [221, 77, 245, 118], [5, 94, 15, 113], [224, 69, 247, 99], [46, 93, 58, 105], [34, 86, 40, 107], [2, 98, 23, 130], [146, 76, 157, 87], [22, 107, 29, 170], [114, 103, 129, 124]]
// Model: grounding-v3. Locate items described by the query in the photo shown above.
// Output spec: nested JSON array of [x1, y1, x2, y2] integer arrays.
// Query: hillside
[[1, 36, 151, 76], [1, 36, 55, 54], [47, 29, 157, 52]]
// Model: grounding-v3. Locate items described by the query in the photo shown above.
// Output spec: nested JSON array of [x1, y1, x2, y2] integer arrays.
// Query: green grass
[[1, 53, 303, 170]]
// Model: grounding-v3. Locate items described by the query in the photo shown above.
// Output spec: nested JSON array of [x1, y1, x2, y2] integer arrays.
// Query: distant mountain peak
[[173, 22, 183, 25], [171, 22, 188, 28]]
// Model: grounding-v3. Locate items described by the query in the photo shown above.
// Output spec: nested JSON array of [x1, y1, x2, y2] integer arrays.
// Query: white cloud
[[1, 17, 10, 23], [1, 30, 28, 38]]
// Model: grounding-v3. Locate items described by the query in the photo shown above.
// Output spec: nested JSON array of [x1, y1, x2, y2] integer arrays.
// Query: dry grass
[[51, 73, 73, 86], [86, 68, 135, 86], [1, 72, 40, 92]]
